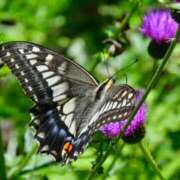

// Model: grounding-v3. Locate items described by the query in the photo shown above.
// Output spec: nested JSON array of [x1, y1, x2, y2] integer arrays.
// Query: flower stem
[[86, 26, 180, 179], [86, 141, 114, 180], [0, 124, 7, 180], [138, 142, 164, 180], [8, 144, 38, 178], [119, 1, 139, 32], [101, 142, 125, 179]]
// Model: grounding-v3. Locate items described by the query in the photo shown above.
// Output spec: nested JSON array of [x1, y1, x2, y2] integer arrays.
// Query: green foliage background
[[0, 0, 180, 179]]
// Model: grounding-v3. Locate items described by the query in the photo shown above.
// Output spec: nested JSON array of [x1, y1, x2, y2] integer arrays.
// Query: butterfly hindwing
[[88, 85, 136, 130]]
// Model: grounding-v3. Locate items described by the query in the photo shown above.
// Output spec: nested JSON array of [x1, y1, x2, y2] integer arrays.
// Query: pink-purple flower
[[99, 91, 147, 143], [141, 9, 178, 44]]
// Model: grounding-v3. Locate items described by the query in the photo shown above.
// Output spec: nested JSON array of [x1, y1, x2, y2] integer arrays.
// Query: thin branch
[[86, 142, 113, 180], [101, 143, 125, 179], [138, 142, 164, 180]]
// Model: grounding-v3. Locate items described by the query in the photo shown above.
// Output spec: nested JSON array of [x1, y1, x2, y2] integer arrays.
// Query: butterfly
[[0, 41, 136, 164]]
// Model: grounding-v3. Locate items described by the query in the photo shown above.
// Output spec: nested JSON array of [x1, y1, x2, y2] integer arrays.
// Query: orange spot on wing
[[63, 142, 73, 153]]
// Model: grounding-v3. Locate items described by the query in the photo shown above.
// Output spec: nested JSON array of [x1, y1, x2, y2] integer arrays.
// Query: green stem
[[86, 27, 180, 180], [0, 124, 7, 180], [86, 141, 113, 180], [89, 56, 101, 73], [102, 143, 125, 179], [8, 144, 38, 178], [119, 2, 139, 32], [139, 142, 164, 180]]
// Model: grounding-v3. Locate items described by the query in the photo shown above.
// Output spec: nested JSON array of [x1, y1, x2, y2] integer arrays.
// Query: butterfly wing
[[0, 41, 98, 104], [0, 41, 98, 163], [76, 85, 136, 136]]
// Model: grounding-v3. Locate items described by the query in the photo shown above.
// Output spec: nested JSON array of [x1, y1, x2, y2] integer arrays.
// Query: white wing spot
[[50, 150, 57, 156], [28, 86, 33, 91], [53, 94, 67, 102], [19, 49, 25, 54], [109, 102, 114, 110], [42, 71, 54, 78], [124, 112, 128, 117], [118, 114, 122, 118], [37, 132, 45, 139], [64, 114, 73, 127], [122, 99, 127, 107], [113, 115, 117, 120], [45, 54, 54, 62], [117, 103, 122, 108], [128, 93, 134, 99], [121, 91, 127, 97], [10, 58, 15, 62], [26, 54, 37, 59], [32, 46, 40, 52], [126, 102, 131, 106], [24, 78, 28, 83], [61, 115, 66, 121], [15, 64, 20, 69], [40, 145, 49, 152], [112, 102, 118, 109], [103, 102, 110, 112], [32, 119, 40, 125], [63, 98, 76, 114], [47, 76, 62, 87], [51, 82, 68, 96], [6, 52, 11, 56], [36, 65, 48, 72], [33, 95, 38, 101], [30, 59, 37, 65], [69, 121, 76, 135]]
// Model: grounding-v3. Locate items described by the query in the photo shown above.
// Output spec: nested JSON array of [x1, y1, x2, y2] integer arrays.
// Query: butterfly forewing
[[0, 42, 98, 104]]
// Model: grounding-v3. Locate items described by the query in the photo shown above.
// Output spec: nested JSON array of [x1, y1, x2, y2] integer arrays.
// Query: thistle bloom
[[99, 91, 147, 143], [141, 9, 178, 44]]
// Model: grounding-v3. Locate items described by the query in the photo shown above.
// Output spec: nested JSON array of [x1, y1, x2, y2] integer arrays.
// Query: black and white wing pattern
[[0, 41, 97, 104], [0, 41, 136, 164]]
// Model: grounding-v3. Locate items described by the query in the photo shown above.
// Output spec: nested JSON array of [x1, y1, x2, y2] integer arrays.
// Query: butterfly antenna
[[125, 73, 128, 84], [112, 58, 138, 79], [102, 53, 111, 79]]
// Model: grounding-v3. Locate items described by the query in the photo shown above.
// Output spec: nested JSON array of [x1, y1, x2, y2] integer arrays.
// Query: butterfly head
[[94, 77, 115, 101]]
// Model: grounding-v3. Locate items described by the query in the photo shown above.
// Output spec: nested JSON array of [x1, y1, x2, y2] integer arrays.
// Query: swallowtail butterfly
[[0, 41, 136, 164]]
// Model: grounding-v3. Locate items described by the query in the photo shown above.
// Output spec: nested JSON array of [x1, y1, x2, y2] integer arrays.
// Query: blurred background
[[0, 0, 180, 179]]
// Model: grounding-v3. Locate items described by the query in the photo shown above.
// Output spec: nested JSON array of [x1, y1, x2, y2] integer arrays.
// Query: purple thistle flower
[[141, 9, 178, 44], [99, 91, 147, 143]]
